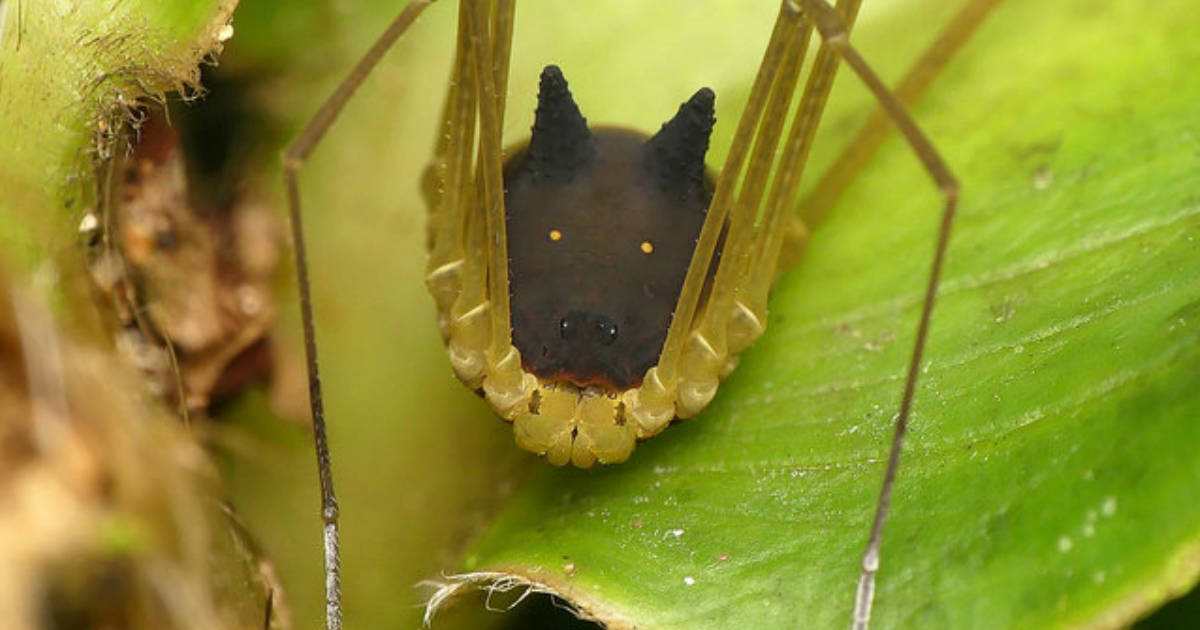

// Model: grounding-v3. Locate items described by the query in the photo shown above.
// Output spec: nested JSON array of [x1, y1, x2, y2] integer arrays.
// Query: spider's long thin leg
[[712, 0, 867, 362], [280, 2, 435, 629], [422, 0, 528, 417], [642, 1, 866, 424], [795, 1, 960, 628], [465, 0, 530, 413], [262, 589, 274, 630], [781, 0, 1001, 271], [631, 3, 822, 429], [427, 2, 483, 378]]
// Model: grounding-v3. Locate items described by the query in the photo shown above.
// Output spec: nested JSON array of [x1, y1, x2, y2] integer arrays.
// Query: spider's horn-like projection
[[529, 65, 596, 181], [646, 87, 716, 196]]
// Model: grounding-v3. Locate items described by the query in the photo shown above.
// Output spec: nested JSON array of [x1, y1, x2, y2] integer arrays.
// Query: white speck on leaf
[[1102, 496, 1117, 516], [1057, 536, 1073, 552], [1032, 165, 1053, 190], [683, 576, 695, 586]]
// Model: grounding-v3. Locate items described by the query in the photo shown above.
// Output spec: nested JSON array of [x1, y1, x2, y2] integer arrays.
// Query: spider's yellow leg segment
[[789, 1, 961, 629], [623, 3, 803, 435], [468, 0, 512, 362], [447, 183, 491, 387], [426, 4, 476, 335], [675, 4, 820, 418], [745, 0, 869, 312], [280, 2, 436, 628], [796, 0, 1000, 231], [464, 0, 534, 416], [426, 0, 531, 413], [429, 2, 490, 386], [661, 0, 868, 420], [487, 0, 516, 117], [779, 0, 1003, 274], [430, 4, 624, 465], [420, 0, 513, 224]]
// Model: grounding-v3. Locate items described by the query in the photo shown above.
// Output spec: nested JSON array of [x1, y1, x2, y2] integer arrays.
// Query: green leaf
[[0, 0, 237, 276], [438, 1, 1200, 628]]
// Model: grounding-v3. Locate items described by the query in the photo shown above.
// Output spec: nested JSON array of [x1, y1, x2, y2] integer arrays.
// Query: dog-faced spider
[[282, 1, 993, 628]]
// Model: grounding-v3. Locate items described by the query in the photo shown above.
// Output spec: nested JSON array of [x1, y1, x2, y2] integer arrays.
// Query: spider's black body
[[505, 66, 716, 390]]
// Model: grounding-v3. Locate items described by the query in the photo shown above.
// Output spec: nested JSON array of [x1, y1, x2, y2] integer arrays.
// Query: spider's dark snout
[[559, 311, 619, 347]]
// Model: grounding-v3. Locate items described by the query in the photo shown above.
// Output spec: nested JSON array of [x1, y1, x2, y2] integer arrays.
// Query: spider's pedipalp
[[514, 383, 636, 468]]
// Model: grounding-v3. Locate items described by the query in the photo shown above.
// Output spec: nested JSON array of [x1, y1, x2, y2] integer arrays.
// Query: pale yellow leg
[[676, 2, 824, 418], [422, 1, 630, 466], [426, 2, 484, 386], [423, 0, 535, 415], [627, 1, 867, 428], [778, 0, 1003, 275], [744, 0, 867, 321], [465, 0, 536, 417], [623, 3, 815, 436]]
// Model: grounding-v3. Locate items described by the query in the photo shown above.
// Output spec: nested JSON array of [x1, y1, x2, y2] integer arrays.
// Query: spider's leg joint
[[448, 342, 486, 388], [456, 299, 490, 324], [482, 346, 536, 418], [426, 258, 464, 284], [281, 152, 303, 172], [425, 258, 464, 317], [796, 0, 851, 43], [447, 300, 491, 387], [728, 299, 767, 355], [721, 355, 741, 379], [623, 366, 677, 437], [677, 331, 724, 418], [678, 378, 719, 419]]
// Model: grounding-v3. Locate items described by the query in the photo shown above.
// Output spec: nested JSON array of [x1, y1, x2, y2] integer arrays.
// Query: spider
[[281, 0, 990, 628]]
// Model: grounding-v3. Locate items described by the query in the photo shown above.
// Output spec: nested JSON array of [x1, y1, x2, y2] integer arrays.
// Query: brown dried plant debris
[[0, 277, 291, 630], [85, 107, 281, 415]]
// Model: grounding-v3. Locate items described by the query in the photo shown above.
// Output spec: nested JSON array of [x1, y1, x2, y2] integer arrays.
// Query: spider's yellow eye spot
[[549, 229, 563, 242], [640, 240, 654, 254]]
